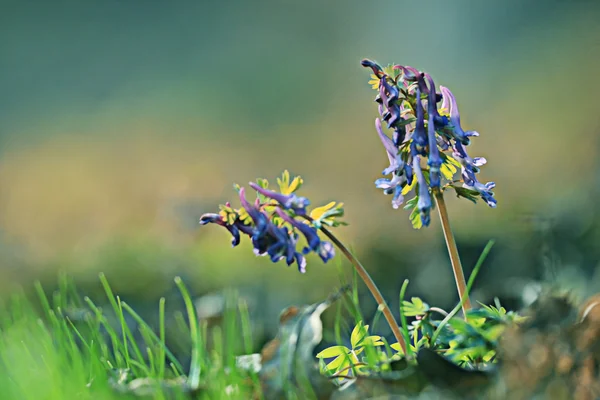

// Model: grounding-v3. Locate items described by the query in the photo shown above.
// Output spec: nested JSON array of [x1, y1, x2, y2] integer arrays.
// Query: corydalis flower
[[361, 59, 496, 228], [452, 142, 496, 208], [199, 172, 343, 272], [248, 182, 309, 215], [413, 155, 432, 227], [275, 209, 335, 263], [363, 60, 407, 146], [439, 86, 479, 145]]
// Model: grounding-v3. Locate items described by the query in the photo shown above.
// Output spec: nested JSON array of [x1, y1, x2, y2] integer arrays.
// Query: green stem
[[433, 188, 471, 316], [314, 222, 408, 355]]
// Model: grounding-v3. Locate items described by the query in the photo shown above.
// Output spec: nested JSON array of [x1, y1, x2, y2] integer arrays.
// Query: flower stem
[[432, 188, 471, 316], [311, 221, 408, 355]]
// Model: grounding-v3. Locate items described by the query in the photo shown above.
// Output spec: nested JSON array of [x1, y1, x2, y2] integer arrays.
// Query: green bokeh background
[[1, 0, 600, 334]]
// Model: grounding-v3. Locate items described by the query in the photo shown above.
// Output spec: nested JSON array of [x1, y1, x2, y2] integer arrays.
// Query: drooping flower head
[[199, 170, 346, 273], [361, 59, 497, 228]]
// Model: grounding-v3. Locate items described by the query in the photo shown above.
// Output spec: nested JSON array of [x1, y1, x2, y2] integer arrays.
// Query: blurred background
[[1, 0, 600, 343]]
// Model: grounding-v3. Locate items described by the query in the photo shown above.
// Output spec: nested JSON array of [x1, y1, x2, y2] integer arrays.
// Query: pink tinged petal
[[375, 119, 398, 160], [473, 157, 487, 167]]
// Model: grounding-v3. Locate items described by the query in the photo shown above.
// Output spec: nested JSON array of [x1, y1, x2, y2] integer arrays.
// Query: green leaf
[[409, 203, 423, 229], [470, 304, 506, 322], [254, 178, 270, 203], [316, 345, 350, 359], [390, 342, 404, 356], [358, 335, 385, 347], [440, 163, 455, 181], [325, 355, 346, 371], [444, 154, 462, 169], [395, 117, 416, 127], [440, 154, 459, 181], [449, 185, 481, 204], [336, 358, 352, 374], [447, 345, 489, 363], [402, 297, 430, 317], [447, 318, 481, 337], [218, 204, 238, 225], [309, 201, 346, 228], [382, 64, 401, 79], [237, 207, 252, 225], [277, 170, 303, 195], [401, 176, 417, 196], [368, 74, 380, 90], [350, 322, 369, 349], [403, 196, 418, 210], [256, 178, 269, 189], [481, 324, 505, 342]]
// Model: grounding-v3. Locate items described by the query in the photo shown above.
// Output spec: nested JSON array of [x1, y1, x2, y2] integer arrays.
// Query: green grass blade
[[174, 276, 202, 390]]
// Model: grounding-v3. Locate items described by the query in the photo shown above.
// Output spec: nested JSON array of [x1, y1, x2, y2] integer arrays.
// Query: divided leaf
[[277, 170, 303, 195], [447, 185, 481, 204], [402, 297, 430, 317], [309, 202, 346, 228]]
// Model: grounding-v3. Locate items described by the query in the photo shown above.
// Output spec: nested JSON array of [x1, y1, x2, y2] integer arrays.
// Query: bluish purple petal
[[360, 59, 384, 78], [199, 213, 224, 226], [239, 187, 269, 236], [375, 119, 398, 163], [404, 162, 414, 186], [472, 157, 487, 167], [439, 86, 476, 145], [375, 173, 405, 190], [399, 65, 421, 82], [317, 241, 335, 263], [392, 185, 404, 209], [295, 252, 307, 273], [199, 213, 242, 247], [413, 87, 428, 152], [248, 182, 309, 215], [413, 156, 432, 227], [425, 75, 442, 188], [275, 208, 321, 253]]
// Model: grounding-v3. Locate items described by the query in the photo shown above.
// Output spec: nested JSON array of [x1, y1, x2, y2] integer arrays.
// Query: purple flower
[[376, 76, 407, 146], [425, 75, 442, 188], [391, 185, 404, 209], [379, 79, 401, 127], [439, 86, 479, 145], [412, 87, 428, 154], [316, 241, 335, 263], [452, 142, 487, 172], [275, 208, 335, 263], [199, 211, 258, 248], [199, 213, 243, 247], [248, 182, 309, 215], [239, 187, 269, 236], [375, 174, 406, 191], [360, 59, 385, 78], [413, 156, 432, 227], [398, 65, 421, 82], [403, 162, 414, 186], [375, 119, 403, 175], [361, 59, 497, 226], [452, 142, 496, 208]]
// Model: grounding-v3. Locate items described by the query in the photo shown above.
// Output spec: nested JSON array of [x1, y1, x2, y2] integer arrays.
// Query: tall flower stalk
[[433, 188, 471, 312], [361, 59, 496, 314], [199, 171, 408, 353]]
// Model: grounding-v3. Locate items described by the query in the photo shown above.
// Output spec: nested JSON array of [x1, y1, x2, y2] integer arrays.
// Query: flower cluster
[[199, 171, 346, 273], [361, 59, 497, 228]]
